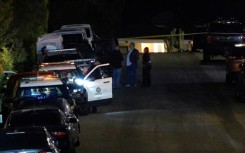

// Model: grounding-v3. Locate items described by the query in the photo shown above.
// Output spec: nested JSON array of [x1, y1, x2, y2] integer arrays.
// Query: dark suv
[[203, 18, 245, 61]]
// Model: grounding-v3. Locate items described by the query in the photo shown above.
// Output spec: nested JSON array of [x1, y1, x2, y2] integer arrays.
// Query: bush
[[0, 47, 14, 71]]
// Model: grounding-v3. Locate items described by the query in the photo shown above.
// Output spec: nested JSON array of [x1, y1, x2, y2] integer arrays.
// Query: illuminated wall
[[141, 43, 165, 53], [119, 39, 166, 53]]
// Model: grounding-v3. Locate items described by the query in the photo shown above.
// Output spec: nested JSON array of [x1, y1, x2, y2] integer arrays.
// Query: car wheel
[[225, 73, 233, 85], [77, 90, 89, 115], [203, 49, 210, 62], [75, 137, 80, 147], [78, 104, 89, 115], [235, 75, 245, 102], [91, 106, 97, 113]]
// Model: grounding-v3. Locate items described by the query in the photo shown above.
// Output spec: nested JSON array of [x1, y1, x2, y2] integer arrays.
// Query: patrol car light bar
[[40, 58, 95, 66], [21, 75, 58, 81], [70, 58, 95, 63]]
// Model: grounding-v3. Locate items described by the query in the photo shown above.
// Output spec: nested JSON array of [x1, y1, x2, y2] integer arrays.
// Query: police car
[[0, 72, 77, 125], [74, 62, 112, 113], [39, 61, 80, 93]]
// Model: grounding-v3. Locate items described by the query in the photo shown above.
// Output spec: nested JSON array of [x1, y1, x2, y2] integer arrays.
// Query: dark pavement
[[76, 52, 245, 153]]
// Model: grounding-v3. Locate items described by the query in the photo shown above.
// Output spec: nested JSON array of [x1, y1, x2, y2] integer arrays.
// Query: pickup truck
[[203, 18, 245, 61]]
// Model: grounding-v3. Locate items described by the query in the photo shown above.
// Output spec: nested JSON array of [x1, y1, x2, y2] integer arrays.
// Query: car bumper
[[87, 98, 112, 107]]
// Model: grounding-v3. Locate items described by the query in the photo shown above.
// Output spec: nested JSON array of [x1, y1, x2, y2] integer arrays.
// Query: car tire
[[225, 73, 233, 85], [91, 106, 97, 113], [77, 90, 89, 115], [235, 75, 245, 102], [75, 137, 80, 147], [78, 104, 89, 115], [203, 48, 210, 62]]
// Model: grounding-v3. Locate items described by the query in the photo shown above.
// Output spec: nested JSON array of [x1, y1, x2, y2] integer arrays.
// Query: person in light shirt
[[125, 42, 139, 86]]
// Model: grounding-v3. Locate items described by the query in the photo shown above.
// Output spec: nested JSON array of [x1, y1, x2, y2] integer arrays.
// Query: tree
[[0, 0, 13, 47], [11, 0, 49, 71], [0, 47, 14, 71]]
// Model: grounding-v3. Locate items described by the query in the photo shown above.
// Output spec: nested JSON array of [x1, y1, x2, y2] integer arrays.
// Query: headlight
[[74, 78, 84, 86]]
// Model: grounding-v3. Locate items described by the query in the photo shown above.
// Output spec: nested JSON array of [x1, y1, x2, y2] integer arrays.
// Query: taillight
[[51, 131, 66, 138], [207, 35, 214, 44]]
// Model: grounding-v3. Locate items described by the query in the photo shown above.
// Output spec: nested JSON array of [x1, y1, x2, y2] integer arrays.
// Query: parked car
[[74, 63, 112, 113], [4, 108, 79, 153], [0, 126, 59, 153], [203, 17, 245, 61], [0, 71, 78, 126], [225, 45, 245, 83], [16, 97, 80, 133]]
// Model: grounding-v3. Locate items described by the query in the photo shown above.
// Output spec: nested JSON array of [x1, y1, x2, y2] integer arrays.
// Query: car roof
[[39, 62, 77, 71], [7, 108, 64, 127], [8, 71, 55, 82], [11, 107, 61, 115], [18, 98, 72, 113], [0, 126, 48, 134], [3, 71, 17, 74], [20, 78, 63, 87]]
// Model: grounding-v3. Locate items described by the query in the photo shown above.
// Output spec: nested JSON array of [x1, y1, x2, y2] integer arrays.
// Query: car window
[[0, 132, 47, 151], [16, 85, 69, 99], [99, 65, 112, 78], [53, 69, 78, 80], [8, 110, 62, 127]]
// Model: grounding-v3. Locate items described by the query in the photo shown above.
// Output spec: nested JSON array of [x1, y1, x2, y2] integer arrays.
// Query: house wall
[[118, 38, 166, 53]]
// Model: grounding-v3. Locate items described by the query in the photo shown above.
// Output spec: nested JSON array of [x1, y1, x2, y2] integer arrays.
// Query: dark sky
[[120, 0, 245, 36], [123, 0, 245, 24]]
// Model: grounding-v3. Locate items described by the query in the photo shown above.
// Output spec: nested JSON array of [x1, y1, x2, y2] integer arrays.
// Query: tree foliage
[[11, 0, 49, 71], [0, 0, 13, 47], [0, 47, 14, 71]]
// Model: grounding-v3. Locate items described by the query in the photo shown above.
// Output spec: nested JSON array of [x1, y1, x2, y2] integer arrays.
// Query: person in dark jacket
[[142, 47, 152, 87], [111, 46, 124, 88], [125, 42, 139, 86]]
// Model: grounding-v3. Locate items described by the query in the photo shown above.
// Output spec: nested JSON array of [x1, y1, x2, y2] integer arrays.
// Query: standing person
[[125, 42, 139, 86], [111, 46, 124, 89], [142, 47, 152, 87]]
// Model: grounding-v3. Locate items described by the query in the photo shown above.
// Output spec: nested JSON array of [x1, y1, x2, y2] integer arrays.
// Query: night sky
[[123, 0, 245, 24], [120, 0, 245, 37]]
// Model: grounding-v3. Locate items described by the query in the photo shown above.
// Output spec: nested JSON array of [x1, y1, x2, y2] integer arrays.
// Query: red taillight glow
[[207, 35, 214, 44], [38, 150, 47, 153], [51, 131, 66, 138]]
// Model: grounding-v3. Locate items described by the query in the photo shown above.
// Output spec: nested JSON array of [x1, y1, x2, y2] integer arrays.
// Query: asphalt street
[[76, 52, 245, 153]]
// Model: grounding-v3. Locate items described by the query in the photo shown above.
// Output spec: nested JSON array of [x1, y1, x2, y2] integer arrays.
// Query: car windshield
[[0, 132, 47, 150], [53, 69, 79, 81], [9, 110, 62, 127], [16, 85, 70, 100]]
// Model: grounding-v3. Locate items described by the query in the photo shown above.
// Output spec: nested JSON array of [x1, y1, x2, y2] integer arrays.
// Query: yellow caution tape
[[120, 32, 207, 39]]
